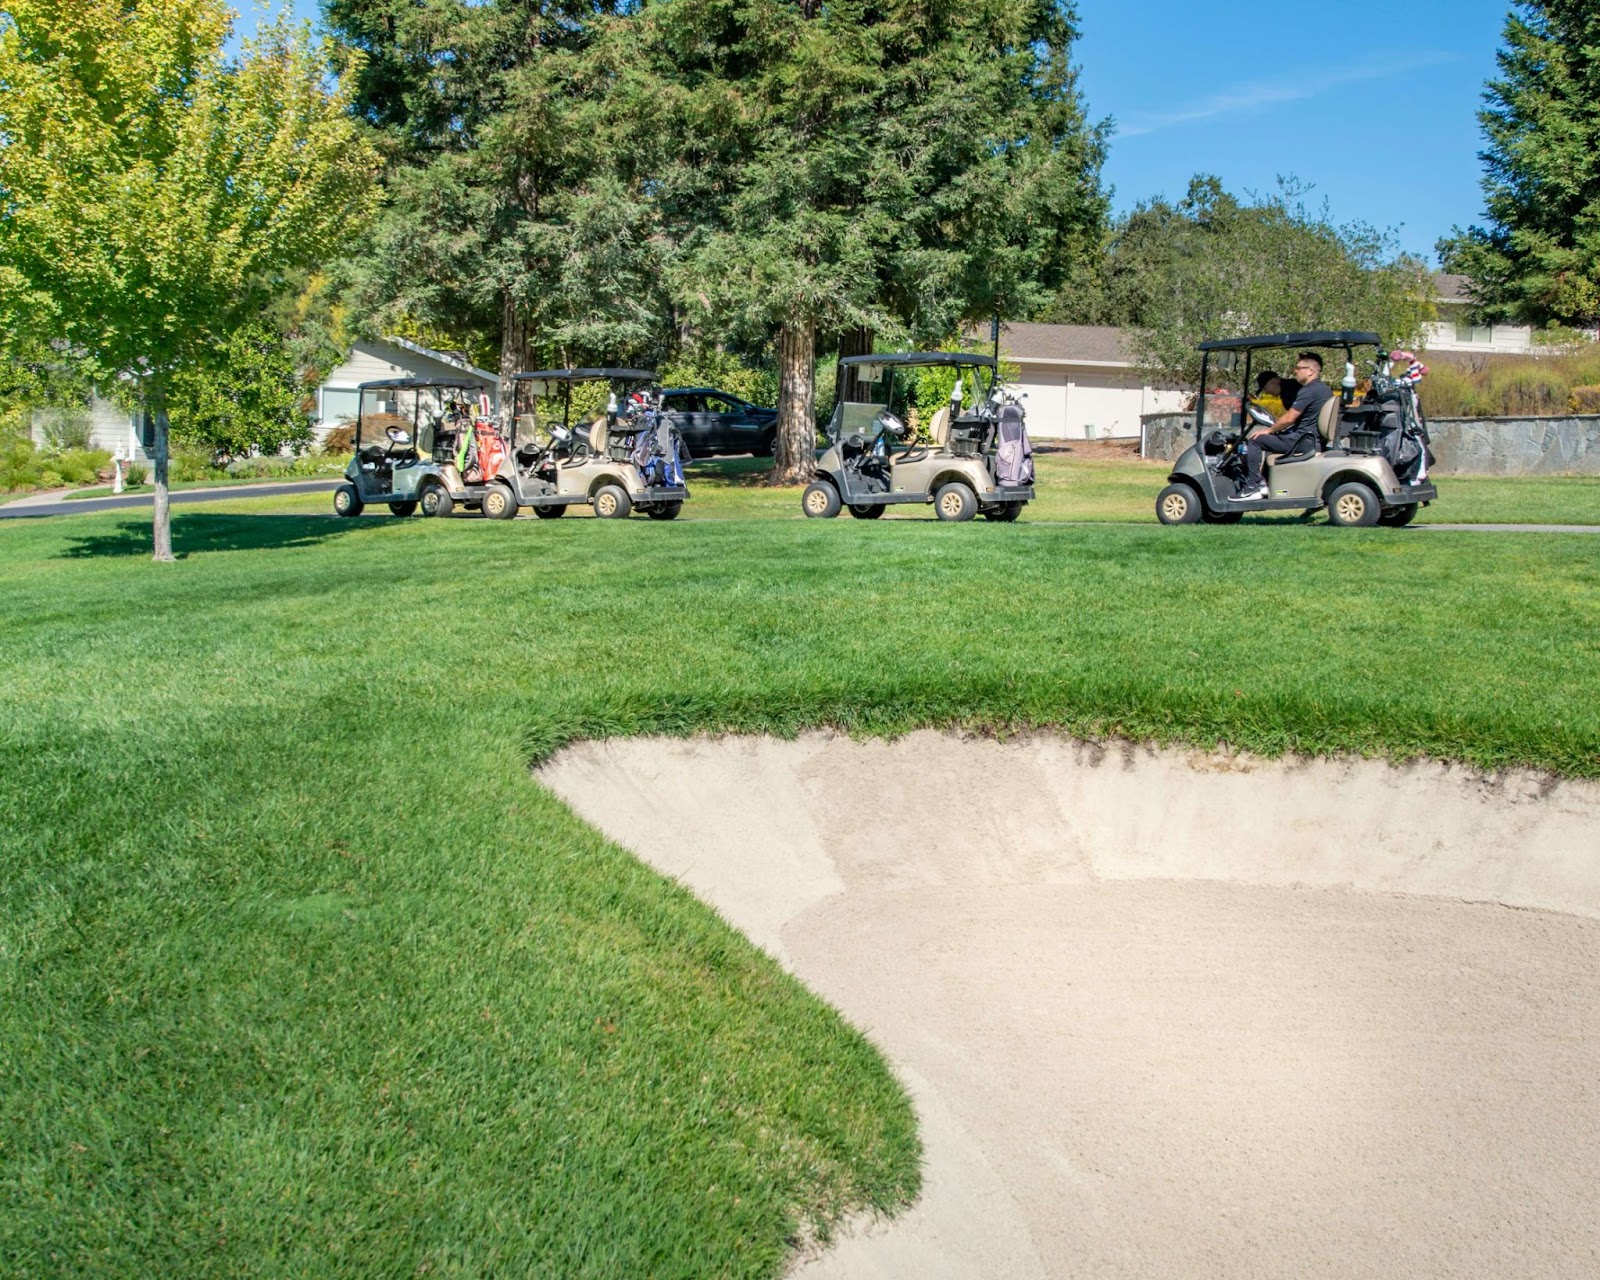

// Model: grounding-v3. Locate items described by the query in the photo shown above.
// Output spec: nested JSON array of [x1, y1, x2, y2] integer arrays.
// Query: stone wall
[[1138, 412, 1600, 475]]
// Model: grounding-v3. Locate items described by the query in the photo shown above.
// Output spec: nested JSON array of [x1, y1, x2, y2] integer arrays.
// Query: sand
[[537, 732, 1600, 1279]]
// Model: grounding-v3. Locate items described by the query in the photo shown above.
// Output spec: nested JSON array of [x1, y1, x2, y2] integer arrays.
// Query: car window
[[666, 394, 703, 413], [704, 395, 737, 414]]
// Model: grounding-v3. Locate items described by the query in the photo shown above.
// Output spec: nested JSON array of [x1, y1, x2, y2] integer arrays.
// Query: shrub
[[319, 423, 355, 454], [1417, 362, 1472, 416], [171, 447, 227, 483], [38, 468, 63, 488], [659, 348, 779, 408], [124, 464, 148, 486], [0, 432, 44, 491], [1482, 366, 1571, 416], [1570, 386, 1600, 414], [51, 448, 112, 486], [37, 406, 93, 451]]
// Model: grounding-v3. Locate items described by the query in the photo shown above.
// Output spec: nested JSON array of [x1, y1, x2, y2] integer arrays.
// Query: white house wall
[[1009, 361, 1185, 440], [315, 340, 498, 440]]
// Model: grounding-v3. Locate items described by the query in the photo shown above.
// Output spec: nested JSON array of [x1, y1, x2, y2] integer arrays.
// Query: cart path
[[0, 478, 341, 519], [540, 732, 1600, 1280]]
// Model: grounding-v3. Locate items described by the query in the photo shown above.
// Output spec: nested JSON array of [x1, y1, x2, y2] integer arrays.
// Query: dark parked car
[[659, 387, 778, 457]]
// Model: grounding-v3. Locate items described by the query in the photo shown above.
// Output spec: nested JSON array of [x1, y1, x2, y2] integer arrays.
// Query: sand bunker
[[538, 732, 1600, 1279]]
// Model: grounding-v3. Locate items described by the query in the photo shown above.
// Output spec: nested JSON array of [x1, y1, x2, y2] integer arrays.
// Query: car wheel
[[333, 483, 363, 518], [1378, 503, 1418, 528], [1327, 481, 1381, 527], [983, 502, 1022, 522], [802, 481, 841, 518], [532, 503, 565, 519], [592, 484, 632, 519], [934, 482, 977, 522], [1155, 483, 1202, 525], [647, 502, 683, 521], [760, 428, 777, 457], [848, 503, 884, 519], [387, 500, 417, 517], [482, 483, 518, 520], [420, 484, 453, 518]]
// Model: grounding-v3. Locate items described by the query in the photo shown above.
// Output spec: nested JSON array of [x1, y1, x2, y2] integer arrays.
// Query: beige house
[[990, 323, 1184, 440], [1422, 274, 1537, 355]]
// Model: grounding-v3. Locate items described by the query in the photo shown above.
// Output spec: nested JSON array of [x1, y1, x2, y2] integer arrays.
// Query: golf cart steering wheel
[[385, 425, 411, 444]]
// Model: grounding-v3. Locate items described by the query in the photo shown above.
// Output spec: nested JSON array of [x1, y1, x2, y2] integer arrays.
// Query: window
[[320, 387, 360, 424], [704, 395, 737, 414], [1455, 322, 1494, 345]]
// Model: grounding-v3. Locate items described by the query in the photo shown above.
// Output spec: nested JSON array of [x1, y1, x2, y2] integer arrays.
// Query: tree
[[627, 0, 1108, 482], [0, 2, 378, 560], [167, 322, 313, 458], [1061, 177, 1435, 390], [1438, 2, 1600, 329], [326, 0, 671, 403]]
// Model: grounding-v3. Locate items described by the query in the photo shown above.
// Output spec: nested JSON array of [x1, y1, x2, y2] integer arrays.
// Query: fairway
[[3, 501, 1599, 1277]]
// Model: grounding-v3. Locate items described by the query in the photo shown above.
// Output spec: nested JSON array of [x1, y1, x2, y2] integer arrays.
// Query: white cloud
[[1116, 55, 1457, 138]]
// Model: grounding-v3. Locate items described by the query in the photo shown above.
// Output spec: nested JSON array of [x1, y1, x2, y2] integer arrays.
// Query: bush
[[124, 464, 148, 486], [1482, 366, 1571, 417], [37, 406, 93, 451], [658, 348, 779, 408], [38, 468, 63, 488], [51, 448, 112, 486], [319, 423, 356, 454], [1570, 386, 1600, 414], [0, 431, 43, 491], [171, 447, 228, 484]]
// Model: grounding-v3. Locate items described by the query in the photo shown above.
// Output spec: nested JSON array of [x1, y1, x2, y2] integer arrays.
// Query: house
[[985, 323, 1185, 440], [1422, 274, 1536, 355], [312, 337, 499, 444]]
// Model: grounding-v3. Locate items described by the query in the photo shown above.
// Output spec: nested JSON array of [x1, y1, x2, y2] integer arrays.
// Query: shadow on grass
[[57, 513, 394, 559]]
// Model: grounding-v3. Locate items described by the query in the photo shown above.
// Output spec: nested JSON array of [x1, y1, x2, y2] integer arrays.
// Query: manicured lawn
[[63, 471, 344, 500], [3, 503, 1598, 1277]]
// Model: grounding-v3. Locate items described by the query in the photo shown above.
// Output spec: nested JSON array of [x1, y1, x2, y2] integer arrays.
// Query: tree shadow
[[56, 513, 397, 559]]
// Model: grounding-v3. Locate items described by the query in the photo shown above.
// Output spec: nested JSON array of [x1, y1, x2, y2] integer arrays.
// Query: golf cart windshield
[[357, 381, 487, 454], [832, 354, 997, 439], [1196, 333, 1383, 433], [510, 369, 658, 443]]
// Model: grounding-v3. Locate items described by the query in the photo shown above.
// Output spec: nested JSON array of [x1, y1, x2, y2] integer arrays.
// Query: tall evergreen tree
[[1438, 1, 1600, 328], [626, 0, 1107, 482], [325, 0, 670, 390]]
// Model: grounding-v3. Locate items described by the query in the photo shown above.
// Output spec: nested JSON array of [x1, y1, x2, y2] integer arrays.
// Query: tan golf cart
[[801, 352, 1035, 522], [500, 369, 690, 520], [1156, 331, 1439, 527]]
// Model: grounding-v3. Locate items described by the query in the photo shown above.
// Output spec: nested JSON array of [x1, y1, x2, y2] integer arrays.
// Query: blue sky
[[267, 0, 1508, 264]]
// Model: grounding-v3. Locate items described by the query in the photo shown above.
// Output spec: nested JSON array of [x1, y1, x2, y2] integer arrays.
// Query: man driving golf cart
[[333, 377, 498, 518], [802, 352, 1034, 522], [501, 369, 690, 520], [1155, 331, 1438, 527], [1235, 352, 1332, 500]]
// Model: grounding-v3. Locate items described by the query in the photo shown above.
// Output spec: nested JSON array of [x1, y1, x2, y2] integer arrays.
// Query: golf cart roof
[[358, 376, 487, 390], [838, 352, 998, 370], [511, 368, 657, 382], [1198, 331, 1383, 353]]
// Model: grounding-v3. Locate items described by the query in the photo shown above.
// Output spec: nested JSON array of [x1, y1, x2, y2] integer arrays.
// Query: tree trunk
[[771, 321, 816, 485], [150, 388, 174, 564], [835, 326, 873, 406], [498, 290, 532, 428]]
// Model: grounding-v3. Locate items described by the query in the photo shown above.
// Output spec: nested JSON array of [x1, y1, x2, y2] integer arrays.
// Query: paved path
[[0, 478, 341, 519]]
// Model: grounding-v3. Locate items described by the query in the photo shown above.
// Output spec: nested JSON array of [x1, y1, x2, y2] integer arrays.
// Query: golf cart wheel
[[934, 482, 977, 522], [532, 504, 565, 519], [333, 483, 363, 518], [848, 503, 884, 520], [592, 484, 632, 519], [647, 502, 683, 521], [387, 500, 417, 517], [1327, 482, 1381, 528], [482, 483, 518, 520], [802, 482, 841, 519], [420, 484, 453, 518], [1378, 503, 1419, 528], [983, 502, 1022, 522], [1155, 483, 1202, 525]]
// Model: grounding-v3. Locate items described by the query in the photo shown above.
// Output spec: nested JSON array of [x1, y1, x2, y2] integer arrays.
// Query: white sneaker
[[1234, 484, 1267, 501]]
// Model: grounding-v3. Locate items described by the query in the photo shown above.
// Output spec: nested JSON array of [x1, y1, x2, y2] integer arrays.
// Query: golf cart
[[1156, 332, 1439, 527], [333, 377, 502, 518], [502, 369, 690, 520], [802, 352, 1035, 522]]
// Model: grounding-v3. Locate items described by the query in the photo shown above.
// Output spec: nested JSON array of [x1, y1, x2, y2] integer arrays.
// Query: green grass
[[3, 493, 1599, 1277], [63, 472, 342, 500]]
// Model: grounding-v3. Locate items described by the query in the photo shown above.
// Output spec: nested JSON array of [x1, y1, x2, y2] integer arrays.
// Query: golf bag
[[1368, 379, 1434, 484], [631, 417, 687, 488], [994, 403, 1034, 487]]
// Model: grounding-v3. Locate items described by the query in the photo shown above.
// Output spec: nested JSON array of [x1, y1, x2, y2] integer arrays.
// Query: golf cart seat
[[1317, 396, 1341, 449], [588, 418, 607, 453], [928, 406, 952, 448]]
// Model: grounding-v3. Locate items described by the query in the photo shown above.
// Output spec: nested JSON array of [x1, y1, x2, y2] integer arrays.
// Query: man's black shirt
[[1287, 379, 1332, 439]]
